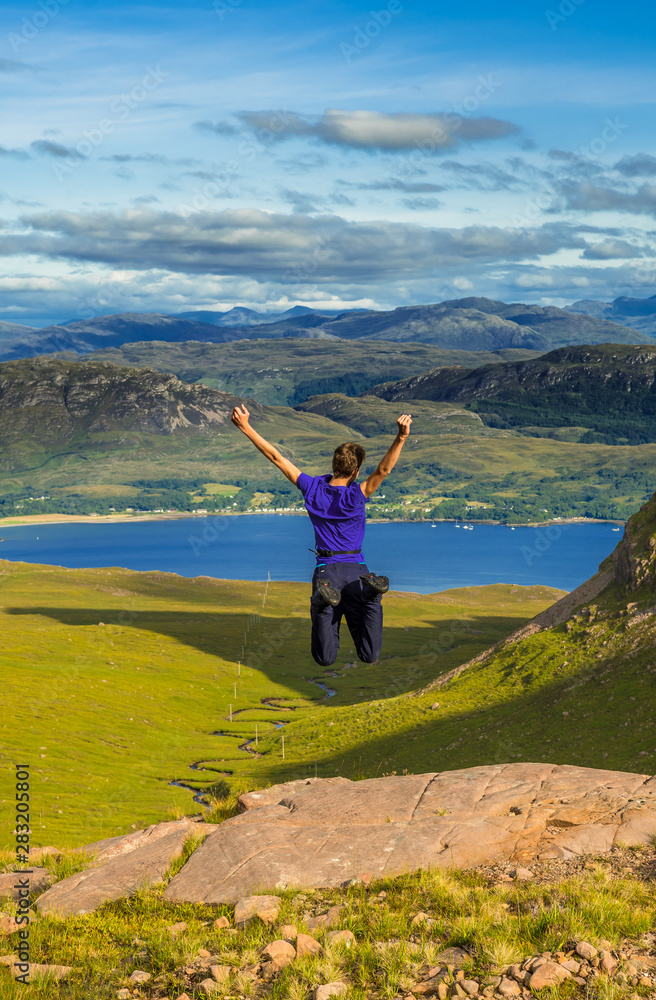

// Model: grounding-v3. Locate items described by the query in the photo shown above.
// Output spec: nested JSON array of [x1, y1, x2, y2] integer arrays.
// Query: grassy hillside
[[0, 558, 562, 849], [61, 339, 543, 406], [366, 344, 656, 445], [295, 394, 490, 437], [1, 492, 655, 851]]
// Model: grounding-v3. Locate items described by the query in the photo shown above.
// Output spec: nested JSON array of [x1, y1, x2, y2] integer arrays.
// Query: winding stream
[[169, 677, 338, 806]]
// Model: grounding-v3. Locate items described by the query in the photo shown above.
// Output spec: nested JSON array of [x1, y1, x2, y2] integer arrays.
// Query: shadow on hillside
[[249, 649, 642, 785], [4, 604, 537, 707]]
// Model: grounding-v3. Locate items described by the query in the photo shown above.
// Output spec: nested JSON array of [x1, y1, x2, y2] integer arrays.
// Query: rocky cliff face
[[610, 492, 656, 594], [0, 357, 261, 453]]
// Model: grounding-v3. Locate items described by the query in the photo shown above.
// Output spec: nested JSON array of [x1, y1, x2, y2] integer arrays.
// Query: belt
[[309, 547, 362, 556]]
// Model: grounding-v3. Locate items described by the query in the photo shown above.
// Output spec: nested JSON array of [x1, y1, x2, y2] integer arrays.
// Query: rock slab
[[163, 763, 656, 903], [37, 826, 194, 917]]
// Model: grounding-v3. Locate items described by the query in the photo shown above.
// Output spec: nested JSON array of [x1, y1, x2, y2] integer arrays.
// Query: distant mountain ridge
[[0, 312, 340, 362], [176, 305, 356, 326], [0, 295, 650, 362], [568, 292, 656, 337], [365, 343, 656, 445]]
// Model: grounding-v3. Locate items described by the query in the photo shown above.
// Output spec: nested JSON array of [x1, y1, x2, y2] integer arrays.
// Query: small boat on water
[[455, 524, 461, 528], [612, 527, 620, 531]]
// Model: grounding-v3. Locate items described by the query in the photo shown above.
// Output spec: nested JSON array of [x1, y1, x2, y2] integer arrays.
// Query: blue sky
[[1, 0, 655, 326]]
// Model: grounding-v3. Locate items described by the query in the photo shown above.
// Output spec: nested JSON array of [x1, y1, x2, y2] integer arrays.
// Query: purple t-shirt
[[297, 473, 369, 564]]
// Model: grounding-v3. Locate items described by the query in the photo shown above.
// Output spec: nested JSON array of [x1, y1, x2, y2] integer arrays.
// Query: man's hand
[[362, 412, 413, 498], [397, 413, 412, 438], [231, 404, 250, 431]]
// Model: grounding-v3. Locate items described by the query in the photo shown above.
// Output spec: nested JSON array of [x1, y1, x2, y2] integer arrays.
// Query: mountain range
[[568, 293, 656, 337], [0, 295, 651, 363], [176, 305, 356, 326]]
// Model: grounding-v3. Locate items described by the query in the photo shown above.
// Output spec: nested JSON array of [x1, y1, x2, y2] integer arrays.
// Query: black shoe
[[360, 572, 389, 596], [313, 579, 342, 608]]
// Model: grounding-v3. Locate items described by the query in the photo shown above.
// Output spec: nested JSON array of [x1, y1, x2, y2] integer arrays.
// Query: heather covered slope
[[366, 343, 656, 444]]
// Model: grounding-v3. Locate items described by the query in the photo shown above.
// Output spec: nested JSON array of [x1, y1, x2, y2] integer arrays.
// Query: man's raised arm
[[230, 404, 301, 486], [361, 414, 412, 498]]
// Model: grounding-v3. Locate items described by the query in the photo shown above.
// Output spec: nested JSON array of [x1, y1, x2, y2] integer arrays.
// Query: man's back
[[297, 473, 368, 564]]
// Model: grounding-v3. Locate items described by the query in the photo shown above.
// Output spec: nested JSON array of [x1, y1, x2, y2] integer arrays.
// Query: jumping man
[[230, 405, 412, 666]]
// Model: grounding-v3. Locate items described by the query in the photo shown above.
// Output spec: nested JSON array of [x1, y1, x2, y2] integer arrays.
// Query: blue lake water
[[0, 514, 622, 593]]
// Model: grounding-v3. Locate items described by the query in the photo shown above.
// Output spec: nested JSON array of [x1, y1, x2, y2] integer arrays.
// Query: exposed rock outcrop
[[160, 764, 656, 904]]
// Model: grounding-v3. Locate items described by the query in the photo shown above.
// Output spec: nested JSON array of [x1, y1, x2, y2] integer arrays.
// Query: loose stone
[[210, 964, 231, 982], [295, 933, 322, 957], [576, 942, 598, 961], [234, 894, 281, 927], [325, 929, 356, 948], [528, 962, 571, 990], [128, 970, 151, 984], [314, 984, 348, 1000]]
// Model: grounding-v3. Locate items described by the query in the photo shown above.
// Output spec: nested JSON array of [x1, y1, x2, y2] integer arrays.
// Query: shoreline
[[0, 510, 626, 530]]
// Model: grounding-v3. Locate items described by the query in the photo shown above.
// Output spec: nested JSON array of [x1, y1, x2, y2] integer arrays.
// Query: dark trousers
[[310, 561, 383, 667]]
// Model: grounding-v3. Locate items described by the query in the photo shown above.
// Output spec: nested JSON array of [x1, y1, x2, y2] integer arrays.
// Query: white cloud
[[234, 108, 520, 151]]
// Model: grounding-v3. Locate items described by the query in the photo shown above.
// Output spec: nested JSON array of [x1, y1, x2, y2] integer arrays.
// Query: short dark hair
[[332, 441, 366, 478]]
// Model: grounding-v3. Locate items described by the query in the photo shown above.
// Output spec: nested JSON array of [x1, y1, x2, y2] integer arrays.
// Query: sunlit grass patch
[[0, 859, 654, 999]]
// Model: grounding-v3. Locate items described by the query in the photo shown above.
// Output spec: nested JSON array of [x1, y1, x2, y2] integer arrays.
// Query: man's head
[[332, 441, 366, 481]]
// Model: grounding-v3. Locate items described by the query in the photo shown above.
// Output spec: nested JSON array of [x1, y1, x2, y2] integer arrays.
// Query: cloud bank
[[4, 209, 588, 283]]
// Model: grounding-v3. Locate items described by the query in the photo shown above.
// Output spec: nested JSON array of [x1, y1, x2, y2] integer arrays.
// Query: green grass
[[0, 857, 654, 998], [1, 518, 655, 853], [0, 558, 562, 848]]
